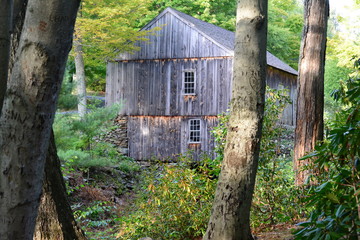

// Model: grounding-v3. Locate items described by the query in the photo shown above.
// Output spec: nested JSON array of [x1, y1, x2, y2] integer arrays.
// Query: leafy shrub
[[251, 88, 302, 228], [58, 93, 78, 110], [74, 200, 118, 239], [117, 161, 216, 240], [117, 158, 141, 174], [54, 104, 142, 180], [54, 104, 120, 158], [294, 67, 360, 240], [211, 87, 300, 228]]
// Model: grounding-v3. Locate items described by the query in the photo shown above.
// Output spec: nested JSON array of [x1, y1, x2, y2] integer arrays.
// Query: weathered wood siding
[[266, 67, 297, 126], [106, 60, 296, 124], [106, 58, 233, 116], [117, 12, 232, 60], [127, 116, 217, 160]]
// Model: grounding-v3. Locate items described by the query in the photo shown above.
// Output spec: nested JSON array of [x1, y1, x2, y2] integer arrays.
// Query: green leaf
[[327, 193, 340, 204]]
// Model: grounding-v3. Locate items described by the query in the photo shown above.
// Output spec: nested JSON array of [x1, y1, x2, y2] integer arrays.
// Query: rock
[[97, 116, 129, 153]]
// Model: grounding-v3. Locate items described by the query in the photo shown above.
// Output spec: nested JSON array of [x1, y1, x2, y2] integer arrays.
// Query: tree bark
[[34, 131, 86, 240], [0, 0, 13, 112], [0, 0, 80, 239], [203, 0, 268, 239], [74, 37, 87, 118], [294, 0, 328, 185]]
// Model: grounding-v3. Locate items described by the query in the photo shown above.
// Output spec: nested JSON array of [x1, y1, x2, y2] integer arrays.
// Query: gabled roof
[[150, 7, 298, 76]]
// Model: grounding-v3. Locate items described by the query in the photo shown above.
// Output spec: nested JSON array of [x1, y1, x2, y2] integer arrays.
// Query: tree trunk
[[0, 0, 13, 112], [34, 131, 86, 240], [0, 0, 86, 239], [203, 1, 268, 239], [294, 0, 328, 185], [74, 37, 87, 118], [0, 0, 80, 239]]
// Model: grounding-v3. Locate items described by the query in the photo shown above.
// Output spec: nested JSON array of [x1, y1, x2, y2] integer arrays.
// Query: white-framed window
[[189, 119, 201, 143], [183, 69, 196, 95]]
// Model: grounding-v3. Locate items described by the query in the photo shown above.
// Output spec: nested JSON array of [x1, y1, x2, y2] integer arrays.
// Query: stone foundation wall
[[102, 116, 128, 155]]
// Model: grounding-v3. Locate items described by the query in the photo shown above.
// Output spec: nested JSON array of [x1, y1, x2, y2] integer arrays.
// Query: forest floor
[[255, 224, 296, 240], [68, 125, 296, 239]]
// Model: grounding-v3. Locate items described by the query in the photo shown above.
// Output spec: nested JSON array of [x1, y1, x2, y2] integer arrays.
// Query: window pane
[[189, 119, 201, 143], [183, 70, 195, 94]]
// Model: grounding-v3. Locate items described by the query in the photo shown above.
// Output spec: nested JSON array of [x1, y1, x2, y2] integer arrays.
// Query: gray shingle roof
[[168, 7, 298, 76]]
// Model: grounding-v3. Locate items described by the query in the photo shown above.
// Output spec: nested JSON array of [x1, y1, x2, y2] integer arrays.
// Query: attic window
[[189, 119, 201, 143], [183, 70, 196, 95]]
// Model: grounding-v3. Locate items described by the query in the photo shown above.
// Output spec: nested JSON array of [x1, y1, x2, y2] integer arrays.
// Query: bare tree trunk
[[0, 0, 80, 239], [0, 0, 86, 239], [294, 0, 328, 185], [0, 0, 13, 112], [74, 37, 87, 118], [203, 0, 268, 239], [34, 131, 86, 240], [1, 0, 85, 239]]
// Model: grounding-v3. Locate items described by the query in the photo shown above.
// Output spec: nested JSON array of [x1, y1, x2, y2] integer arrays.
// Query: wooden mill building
[[105, 7, 298, 161]]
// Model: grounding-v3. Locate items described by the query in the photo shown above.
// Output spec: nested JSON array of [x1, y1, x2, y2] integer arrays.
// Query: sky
[[328, 0, 360, 35], [329, 0, 354, 15]]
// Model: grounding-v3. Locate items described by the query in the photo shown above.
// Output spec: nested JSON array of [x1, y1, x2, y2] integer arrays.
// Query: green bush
[[294, 66, 360, 240], [212, 87, 300, 228], [251, 88, 302, 228], [73, 200, 119, 239], [117, 161, 216, 240], [58, 93, 78, 110], [54, 104, 135, 172]]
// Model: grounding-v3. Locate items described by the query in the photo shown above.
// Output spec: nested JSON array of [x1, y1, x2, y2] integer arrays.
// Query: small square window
[[183, 70, 196, 95], [189, 119, 201, 143]]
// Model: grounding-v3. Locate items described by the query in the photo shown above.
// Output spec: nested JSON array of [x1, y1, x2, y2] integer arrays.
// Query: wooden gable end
[[117, 10, 232, 60]]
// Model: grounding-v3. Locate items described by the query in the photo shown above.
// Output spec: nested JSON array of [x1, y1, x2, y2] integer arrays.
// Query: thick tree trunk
[[74, 37, 87, 118], [294, 0, 328, 185], [203, 1, 268, 239], [0, 0, 85, 239], [0, 0, 80, 239], [34, 131, 86, 240], [0, 0, 13, 112]]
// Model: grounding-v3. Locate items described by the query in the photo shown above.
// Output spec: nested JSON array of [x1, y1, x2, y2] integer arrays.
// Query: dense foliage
[[324, 1, 359, 113], [73, 0, 155, 92], [54, 104, 127, 170], [294, 63, 360, 240], [251, 88, 300, 228], [324, 59, 352, 114], [116, 88, 297, 239], [267, 0, 302, 69], [142, 0, 237, 31], [117, 159, 216, 239]]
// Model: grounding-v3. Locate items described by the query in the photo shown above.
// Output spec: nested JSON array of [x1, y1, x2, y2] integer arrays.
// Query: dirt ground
[[255, 224, 296, 240]]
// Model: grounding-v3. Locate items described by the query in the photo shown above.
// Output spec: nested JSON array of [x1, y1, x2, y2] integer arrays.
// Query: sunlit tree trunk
[[74, 36, 87, 118], [203, 0, 268, 239], [0, 0, 80, 238], [1, 1, 86, 239], [294, 0, 328, 185]]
